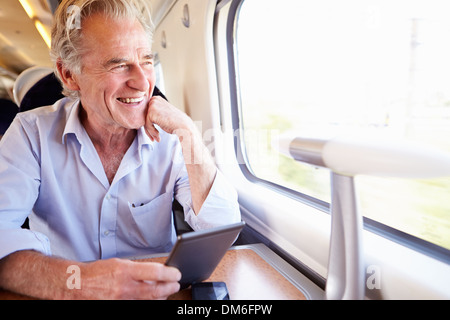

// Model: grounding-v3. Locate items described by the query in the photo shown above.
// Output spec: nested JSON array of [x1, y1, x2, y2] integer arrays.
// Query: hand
[[77, 258, 181, 300], [144, 96, 217, 213], [144, 96, 194, 142], [0, 251, 181, 300]]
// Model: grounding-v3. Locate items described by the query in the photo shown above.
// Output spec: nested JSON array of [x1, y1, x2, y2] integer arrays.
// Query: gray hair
[[50, 0, 154, 99]]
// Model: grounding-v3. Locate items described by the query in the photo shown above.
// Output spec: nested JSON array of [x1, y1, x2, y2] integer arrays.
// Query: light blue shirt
[[0, 98, 240, 261]]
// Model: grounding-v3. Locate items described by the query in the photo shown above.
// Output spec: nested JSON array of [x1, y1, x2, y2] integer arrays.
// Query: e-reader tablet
[[165, 221, 245, 288]]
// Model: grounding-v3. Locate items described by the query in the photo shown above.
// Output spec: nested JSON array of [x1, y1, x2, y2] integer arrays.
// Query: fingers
[[139, 280, 181, 300], [145, 96, 193, 139], [144, 123, 160, 142], [145, 96, 164, 141], [131, 261, 181, 283], [144, 97, 163, 142], [130, 262, 182, 300]]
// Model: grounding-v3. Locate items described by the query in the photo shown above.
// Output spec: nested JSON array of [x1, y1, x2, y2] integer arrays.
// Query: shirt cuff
[[0, 228, 51, 260], [184, 170, 241, 230]]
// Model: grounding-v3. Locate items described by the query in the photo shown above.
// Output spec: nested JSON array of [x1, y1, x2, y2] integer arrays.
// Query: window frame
[[225, 0, 450, 264]]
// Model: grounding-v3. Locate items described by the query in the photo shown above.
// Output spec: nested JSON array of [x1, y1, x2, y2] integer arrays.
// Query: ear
[[56, 59, 80, 92]]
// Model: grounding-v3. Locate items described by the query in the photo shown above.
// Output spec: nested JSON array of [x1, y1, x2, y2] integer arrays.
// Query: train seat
[[0, 99, 19, 136], [13, 66, 54, 108]]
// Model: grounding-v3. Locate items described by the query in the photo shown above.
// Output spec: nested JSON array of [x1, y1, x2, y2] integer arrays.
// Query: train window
[[233, 0, 450, 250]]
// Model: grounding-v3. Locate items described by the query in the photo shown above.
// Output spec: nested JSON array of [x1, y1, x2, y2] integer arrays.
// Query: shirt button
[[104, 230, 110, 236], [105, 194, 111, 200]]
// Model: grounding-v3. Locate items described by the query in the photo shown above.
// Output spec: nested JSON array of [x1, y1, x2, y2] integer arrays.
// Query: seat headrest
[[13, 66, 53, 106], [20, 73, 65, 112]]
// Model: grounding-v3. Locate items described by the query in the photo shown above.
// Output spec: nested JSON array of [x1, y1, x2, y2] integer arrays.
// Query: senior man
[[0, 0, 240, 299]]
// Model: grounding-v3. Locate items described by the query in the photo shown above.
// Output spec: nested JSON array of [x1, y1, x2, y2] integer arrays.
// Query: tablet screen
[[165, 221, 245, 288]]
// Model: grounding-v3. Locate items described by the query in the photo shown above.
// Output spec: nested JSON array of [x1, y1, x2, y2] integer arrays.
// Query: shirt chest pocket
[[127, 192, 174, 248]]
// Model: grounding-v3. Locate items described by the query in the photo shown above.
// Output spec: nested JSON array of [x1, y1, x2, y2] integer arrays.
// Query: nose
[[127, 64, 151, 93]]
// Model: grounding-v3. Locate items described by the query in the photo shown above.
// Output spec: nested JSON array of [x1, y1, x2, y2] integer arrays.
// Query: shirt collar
[[137, 126, 155, 150], [61, 99, 84, 144]]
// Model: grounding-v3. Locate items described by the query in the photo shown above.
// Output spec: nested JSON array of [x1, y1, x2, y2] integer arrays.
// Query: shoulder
[[17, 97, 74, 124], [16, 98, 75, 131], [7, 98, 77, 144]]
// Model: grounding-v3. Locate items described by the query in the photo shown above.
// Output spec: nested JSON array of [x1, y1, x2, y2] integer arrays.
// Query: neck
[[79, 105, 136, 184], [79, 105, 136, 151]]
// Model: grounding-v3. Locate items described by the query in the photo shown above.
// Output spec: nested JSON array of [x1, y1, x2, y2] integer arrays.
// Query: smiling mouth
[[117, 96, 145, 104]]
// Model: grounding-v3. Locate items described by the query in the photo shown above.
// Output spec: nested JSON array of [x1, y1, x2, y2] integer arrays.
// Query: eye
[[142, 60, 153, 66], [114, 64, 128, 70]]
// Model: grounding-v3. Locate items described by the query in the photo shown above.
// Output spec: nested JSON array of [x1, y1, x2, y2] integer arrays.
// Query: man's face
[[73, 13, 155, 131]]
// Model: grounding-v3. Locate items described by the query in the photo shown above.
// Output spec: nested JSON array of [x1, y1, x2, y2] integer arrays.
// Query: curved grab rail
[[275, 135, 450, 299]]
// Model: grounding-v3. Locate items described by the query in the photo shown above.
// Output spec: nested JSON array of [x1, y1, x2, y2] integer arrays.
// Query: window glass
[[235, 0, 450, 250]]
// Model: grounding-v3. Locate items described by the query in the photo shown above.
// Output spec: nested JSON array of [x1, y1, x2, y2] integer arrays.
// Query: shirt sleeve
[[177, 169, 241, 231], [0, 116, 52, 259], [0, 229, 51, 259]]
